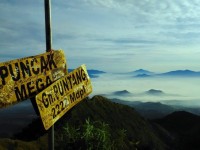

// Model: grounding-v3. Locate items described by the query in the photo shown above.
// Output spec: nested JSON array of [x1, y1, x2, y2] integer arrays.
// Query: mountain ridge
[[13, 95, 170, 150], [159, 69, 200, 77], [2, 96, 200, 149], [127, 69, 200, 77], [112, 90, 132, 96], [145, 89, 165, 95], [134, 73, 151, 77], [110, 98, 175, 119], [67, 68, 200, 77], [154, 111, 200, 149], [68, 68, 106, 78], [128, 69, 154, 75]]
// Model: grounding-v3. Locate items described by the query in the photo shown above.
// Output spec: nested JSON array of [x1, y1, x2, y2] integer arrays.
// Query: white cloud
[[1, 0, 200, 72], [0, 0, 46, 61]]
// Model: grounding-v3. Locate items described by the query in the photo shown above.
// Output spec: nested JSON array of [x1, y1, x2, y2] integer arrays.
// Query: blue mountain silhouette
[[68, 69, 106, 78], [134, 73, 151, 78], [131, 69, 154, 75], [145, 89, 164, 95], [112, 90, 132, 96], [160, 69, 200, 77]]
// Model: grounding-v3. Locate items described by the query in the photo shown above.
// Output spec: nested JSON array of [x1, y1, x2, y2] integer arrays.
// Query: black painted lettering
[[27, 81, 35, 97], [42, 92, 49, 108], [67, 75, 73, 89], [72, 74, 77, 86], [80, 86, 86, 98], [46, 75, 52, 87], [48, 94, 55, 104], [36, 78, 45, 92], [53, 85, 59, 100], [53, 85, 58, 94], [62, 78, 69, 92], [56, 104, 60, 115], [47, 53, 57, 69], [14, 84, 27, 101], [58, 81, 64, 96], [8, 63, 20, 82], [31, 58, 39, 75], [60, 101, 64, 110], [70, 92, 76, 103], [76, 91, 80, 99], [81, 68, 86, 81], [40, 56, 48, 73], [76, 69, 82, 84], [52, 108, 56, 118], [0, 66, 8, 85], [20, 60, 32, 78]]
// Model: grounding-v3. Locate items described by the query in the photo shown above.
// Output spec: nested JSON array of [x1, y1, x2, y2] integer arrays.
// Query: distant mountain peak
[[146, 89, 164, 95], [135, 69, 148, 72], [160, 69, 200, 77], [68, 68, 106, 78], [134, 73, 151, 78], [129, 69, 154, 77], [87, 69, 106, 74], [113, 90, 132, 96], [134, 69, 152, 73], [68, 69, 106, 74], [169, 69, 194, 73]]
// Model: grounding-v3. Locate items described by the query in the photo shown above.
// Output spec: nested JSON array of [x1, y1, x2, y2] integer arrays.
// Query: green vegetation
[[0, 134, 48, 150], [54, 96, 168, 150], [55, 119, 114, 150], [55, 118, 135, 150], [1, 95, 171, 149]]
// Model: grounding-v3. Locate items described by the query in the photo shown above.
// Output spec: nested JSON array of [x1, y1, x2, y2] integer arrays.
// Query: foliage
[[7, 95, 170, 149], [55, 118, 115, 150], [59, 96, 168, 149]]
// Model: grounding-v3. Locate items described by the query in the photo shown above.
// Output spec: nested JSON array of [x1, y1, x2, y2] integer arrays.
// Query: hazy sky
[[1, 0, 200, 73]]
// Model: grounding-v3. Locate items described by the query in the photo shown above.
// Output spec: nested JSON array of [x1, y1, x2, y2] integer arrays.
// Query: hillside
[[55, 96, 170, 150], [0, 135, 48, 150], [8, 95, 171, 150], [110, 98, 175, 119], [2, 96, 200, 149], [133, 102, 175, 119], [155, 111, 200, 150]]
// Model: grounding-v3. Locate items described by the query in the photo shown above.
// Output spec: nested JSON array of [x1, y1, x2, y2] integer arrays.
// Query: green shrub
[[55, 119, 114, 150]]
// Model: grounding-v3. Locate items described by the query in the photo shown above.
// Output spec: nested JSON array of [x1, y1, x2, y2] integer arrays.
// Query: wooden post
[[45, 0, 52, 51], [44, 0, 54, 150]]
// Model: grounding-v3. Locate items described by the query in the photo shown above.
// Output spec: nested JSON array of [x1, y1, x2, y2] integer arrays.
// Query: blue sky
[[1, 0, 200, 73]]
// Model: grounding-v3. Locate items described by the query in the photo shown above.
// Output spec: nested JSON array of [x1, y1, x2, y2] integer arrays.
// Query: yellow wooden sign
[[0, 50, 67, 108], [36, 64, 92, 130]]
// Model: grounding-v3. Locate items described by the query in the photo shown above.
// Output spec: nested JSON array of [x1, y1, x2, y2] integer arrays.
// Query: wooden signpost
[[0, 50, 67, 108], [36, 64, 92, 130]]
